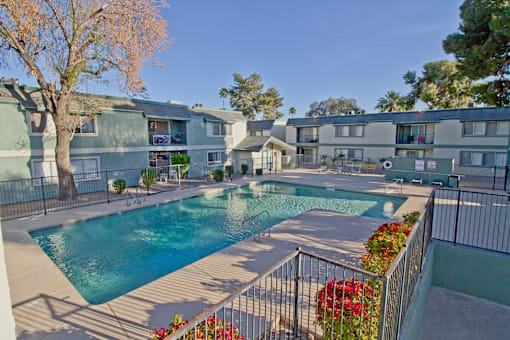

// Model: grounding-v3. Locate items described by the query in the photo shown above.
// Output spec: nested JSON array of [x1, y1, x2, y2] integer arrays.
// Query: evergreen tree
[[443, 0, 509, 107]]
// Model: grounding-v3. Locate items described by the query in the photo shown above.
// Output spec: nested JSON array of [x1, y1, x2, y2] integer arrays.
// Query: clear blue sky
[[7, 0, 465, 117]]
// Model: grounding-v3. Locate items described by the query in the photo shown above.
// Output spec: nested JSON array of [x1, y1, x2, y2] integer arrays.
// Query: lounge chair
[[318, 165, 328, 172], [411, 178, 423, 185]]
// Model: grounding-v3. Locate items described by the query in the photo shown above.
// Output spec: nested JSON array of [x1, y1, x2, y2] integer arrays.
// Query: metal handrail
[[242, 210, 271, 241]]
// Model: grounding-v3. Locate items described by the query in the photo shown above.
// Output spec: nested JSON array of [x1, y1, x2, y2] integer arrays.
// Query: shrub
[[150, 314, 244, 340], [140, 168, 156, 187], [225, 165, 233, 175], [403, 211, 420, 225], [171, 154, 191, 178], [289, 162, 296, 169], [316, 279, 380, 340], [255, 168, 263, 176], [212, 169, 224, 182], [112, 179, 126, 194], [241, 163, 249, 175]]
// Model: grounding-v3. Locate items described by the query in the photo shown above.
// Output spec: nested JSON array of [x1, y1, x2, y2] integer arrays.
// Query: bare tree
[[0, 0, 171, 199]]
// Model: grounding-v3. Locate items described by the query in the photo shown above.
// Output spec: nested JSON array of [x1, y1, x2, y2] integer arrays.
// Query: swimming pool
[[30, 181, 406, 304]]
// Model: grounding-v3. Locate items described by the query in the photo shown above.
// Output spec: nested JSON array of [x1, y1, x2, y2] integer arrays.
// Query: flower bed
[[315, 211, 421, 339], [315, 279, 380, 340], [361, 212, 420, 275], [150, 314, 245, 340]]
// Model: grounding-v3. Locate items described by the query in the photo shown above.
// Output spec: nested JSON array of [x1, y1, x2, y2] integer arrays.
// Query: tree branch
[[0, 20, 56, 112], [42, 0, 72, 46]]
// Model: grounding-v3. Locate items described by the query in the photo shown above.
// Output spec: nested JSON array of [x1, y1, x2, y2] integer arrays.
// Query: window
[[28, 111, 56, 135], [463, 121, 509, 136], [335, 125, 364, 137], [207, 122, 232, 136], [32, 160, 59, 184], [32, 158, 99, 183], [71, 158, 100, 180], [460, 151, 507, 166], [487, 121, 510, 136], [334, 148, 363, 160], [396, 149, 425, 158], [208, 151, 225, 166], [250, 130, 263, 136], [74, 116, 96, 135]]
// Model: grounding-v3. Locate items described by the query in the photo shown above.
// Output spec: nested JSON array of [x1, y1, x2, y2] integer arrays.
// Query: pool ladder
[[126, 187, 145, 206], [242, 210, 271, 242]]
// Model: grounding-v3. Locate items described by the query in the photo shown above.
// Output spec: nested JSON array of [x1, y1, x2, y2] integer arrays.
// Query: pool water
[[30, 181, 405, 304]]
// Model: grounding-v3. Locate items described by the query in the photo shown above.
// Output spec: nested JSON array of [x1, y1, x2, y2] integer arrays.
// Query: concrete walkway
[[2, 170, 432, 339], [419, 285, 510, 340]]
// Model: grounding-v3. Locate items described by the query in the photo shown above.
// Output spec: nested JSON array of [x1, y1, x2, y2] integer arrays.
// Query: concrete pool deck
[[1, 170, 432, 339]]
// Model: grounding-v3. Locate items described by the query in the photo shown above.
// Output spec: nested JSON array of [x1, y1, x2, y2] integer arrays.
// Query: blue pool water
[[30, 181, 405, 304]]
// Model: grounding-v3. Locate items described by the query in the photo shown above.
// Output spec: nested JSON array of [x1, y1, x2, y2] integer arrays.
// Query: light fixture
[[313, 115, 317, 119]]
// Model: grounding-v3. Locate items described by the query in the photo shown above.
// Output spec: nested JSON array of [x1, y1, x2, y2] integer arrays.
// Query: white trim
[[0, 145, 228, 158]]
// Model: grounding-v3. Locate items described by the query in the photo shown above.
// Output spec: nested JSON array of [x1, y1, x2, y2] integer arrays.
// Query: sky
[[4, 0, 465, 118]]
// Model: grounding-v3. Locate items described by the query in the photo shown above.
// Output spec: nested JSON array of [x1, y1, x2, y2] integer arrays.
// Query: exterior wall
[[270, 120, 286, 140], [285, 126, 296, 145], [320, 121, 396, 145], [0, 221, 16, 340], [434, 119, 508, 146]]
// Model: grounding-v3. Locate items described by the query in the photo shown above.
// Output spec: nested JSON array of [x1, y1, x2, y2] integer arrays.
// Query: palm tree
[[219, 88, 229, 109], [375, 91, 406, 112], [289, 106, 296, 118]]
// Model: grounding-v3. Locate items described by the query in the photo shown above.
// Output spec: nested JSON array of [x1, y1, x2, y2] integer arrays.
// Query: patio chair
[[344, 163, 354, 175], [318, 165, 328, 172], [352, 163, 361, 174], [333, 166, 344, 174]]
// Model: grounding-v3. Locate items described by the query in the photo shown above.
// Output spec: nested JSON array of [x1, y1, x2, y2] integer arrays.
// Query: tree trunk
[[54, 102, 79, 201]]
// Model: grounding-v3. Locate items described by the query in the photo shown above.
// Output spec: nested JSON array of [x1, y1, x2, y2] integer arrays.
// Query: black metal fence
[[453, 165, 509, 191], [432, 188, 510, 254]]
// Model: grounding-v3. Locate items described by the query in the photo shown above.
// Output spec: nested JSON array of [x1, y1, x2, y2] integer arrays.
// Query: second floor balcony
[[297, 134, 319, 143], [396, 133, 434, 144], [150, 132, 187, 146]]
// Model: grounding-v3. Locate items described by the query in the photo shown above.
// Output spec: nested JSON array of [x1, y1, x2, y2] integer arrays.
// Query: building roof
[[233, 136, 295, 152], [0, 84, 244, 122], [190, 107, 245, 122], [247, 120, 275, 131], [286, 107, 510, 127]]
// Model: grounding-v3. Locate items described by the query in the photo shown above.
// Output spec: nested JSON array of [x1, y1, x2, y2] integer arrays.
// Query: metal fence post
[[505, 166, 509, 192], [40, 177, 47, 215], [105, 170, 110, 203], [377, 277, 388, 340], [292, 251, 301, 336], [177, 165, 181, 188], [396, 247, 408, 339], [453, 190, 461, 244], [492, 165, 497, 190]]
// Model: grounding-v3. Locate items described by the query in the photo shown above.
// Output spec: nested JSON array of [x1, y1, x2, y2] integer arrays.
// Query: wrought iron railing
[[297, 134, 319, 143], [431, 188, 510, 254], [162, 196, 436, 340], [395, 133, 434, 144]]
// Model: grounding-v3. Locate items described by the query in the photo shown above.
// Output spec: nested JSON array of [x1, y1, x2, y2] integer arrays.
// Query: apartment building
[[0, 83, 249, 181], [285, 107, 510, 168]]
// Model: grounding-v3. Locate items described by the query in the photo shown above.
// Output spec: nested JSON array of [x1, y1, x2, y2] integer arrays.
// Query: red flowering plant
[[315, 278, 380, 340], [361, 212, 421, 275], [150, 314, 245, 340]]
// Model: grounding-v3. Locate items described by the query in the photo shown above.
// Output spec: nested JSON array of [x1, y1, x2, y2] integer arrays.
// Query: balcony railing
[[396, 133, 434, 144], [297, 134, 319, 143], [150, 133, 187, 145]]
